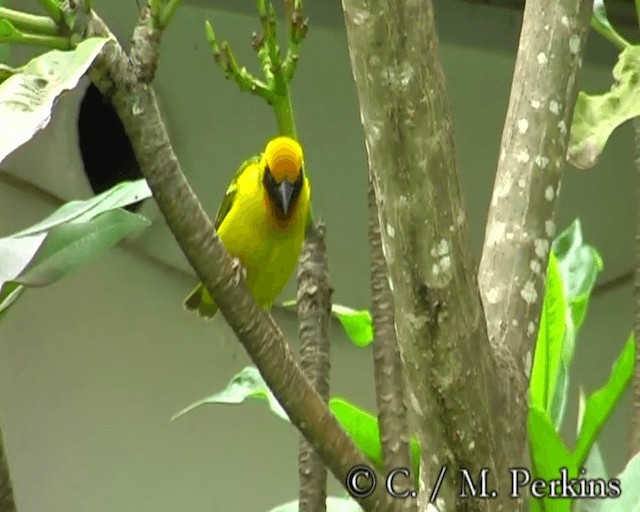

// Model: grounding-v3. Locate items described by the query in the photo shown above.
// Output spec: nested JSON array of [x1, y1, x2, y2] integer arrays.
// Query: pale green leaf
[[0, 179, 151, 318], [171, 366, 289, 422]]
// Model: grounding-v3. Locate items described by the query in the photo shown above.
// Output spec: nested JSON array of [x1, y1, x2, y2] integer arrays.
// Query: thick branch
[[296, 222, 332, 511], [83, 8, 402, 512], [0, 427, 16, 512], [478, 0, 592, 365], [630, 117, 640, 458], [368, 177, 413, 496], [341, 1, 519, 510]]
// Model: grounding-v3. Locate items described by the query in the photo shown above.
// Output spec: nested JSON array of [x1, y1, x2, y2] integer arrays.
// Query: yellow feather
[[184, 137, 311, 319]]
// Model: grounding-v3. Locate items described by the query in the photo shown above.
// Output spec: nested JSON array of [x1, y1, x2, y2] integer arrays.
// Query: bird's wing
[[213, 155, 261, 229]]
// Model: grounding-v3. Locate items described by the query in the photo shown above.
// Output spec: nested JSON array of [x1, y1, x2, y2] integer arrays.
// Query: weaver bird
[[184, 136, 311, 318]]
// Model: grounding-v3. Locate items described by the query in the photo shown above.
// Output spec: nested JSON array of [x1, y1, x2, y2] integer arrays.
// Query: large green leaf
[[530, 252, 565, 415], [573, 334, 635, 466], [0, 179, 151, 318], [568, 45, 640, 169], [282, 299, 373, 347], [174, 366, 421, 480], [267, 496, 362, 512], [0, 36, 109, 165], [527, 406, 575, 512]]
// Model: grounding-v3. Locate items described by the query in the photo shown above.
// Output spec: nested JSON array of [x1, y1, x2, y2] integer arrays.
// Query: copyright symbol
[[346, 465, 377, 498]]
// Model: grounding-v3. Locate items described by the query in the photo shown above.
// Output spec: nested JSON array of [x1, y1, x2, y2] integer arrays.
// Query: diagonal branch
[[478, 0, 592, 365], [80, 4, 401, 511]]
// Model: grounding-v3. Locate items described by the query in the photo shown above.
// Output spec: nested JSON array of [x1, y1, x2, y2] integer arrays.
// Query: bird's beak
[[277, 180, 295, 215]]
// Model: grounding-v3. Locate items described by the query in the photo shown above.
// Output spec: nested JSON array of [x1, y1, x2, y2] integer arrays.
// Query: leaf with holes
[[0, 179, 151, 319], [0, 37, 109, 166], [568, 46, 640, 169]]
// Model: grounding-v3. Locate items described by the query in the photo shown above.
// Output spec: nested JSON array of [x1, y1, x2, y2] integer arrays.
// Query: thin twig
[[368, 176, 415, 509], [296, 222, 332, 512]]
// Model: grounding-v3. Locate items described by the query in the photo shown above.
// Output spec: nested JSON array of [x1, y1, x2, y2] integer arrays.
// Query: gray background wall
[[0, 1, 634, 511]]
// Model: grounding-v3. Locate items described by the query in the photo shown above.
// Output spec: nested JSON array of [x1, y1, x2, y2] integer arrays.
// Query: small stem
[[205, 20, 272, 101], [0, 7, 60, 36], [272, 87, 297, 138], [36, 0, 62, 24], [0, 33, 71, 50], [590, 16, 631, 50], [159, 0, 183, 29]]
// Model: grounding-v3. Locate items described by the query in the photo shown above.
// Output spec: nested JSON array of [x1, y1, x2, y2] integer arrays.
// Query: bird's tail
[[183, 283, 219, 319]]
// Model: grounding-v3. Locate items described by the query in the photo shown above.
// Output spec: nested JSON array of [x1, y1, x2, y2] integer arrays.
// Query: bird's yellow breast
[[217, 162, 310, 307]]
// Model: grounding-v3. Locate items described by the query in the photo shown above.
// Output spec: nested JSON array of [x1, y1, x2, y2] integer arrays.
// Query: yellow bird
[[184, 136, 311, 318]]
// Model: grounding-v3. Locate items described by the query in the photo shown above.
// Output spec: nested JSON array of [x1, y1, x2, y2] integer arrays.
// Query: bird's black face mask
[[264, 168, 304, 216]]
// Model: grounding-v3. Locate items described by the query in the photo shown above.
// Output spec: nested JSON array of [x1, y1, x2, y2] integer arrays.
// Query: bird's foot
[[231, 257, 248, 286]]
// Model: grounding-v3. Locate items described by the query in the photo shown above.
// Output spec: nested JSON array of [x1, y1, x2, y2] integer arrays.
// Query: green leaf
[[327, 398, 420, 480], [0, 179, 151, 318], [12, 179, 151, 237], [548, 219, 603, 430], [552, 219, 603, 337], [282, 299, 373, 347], [175, 367, 421, 480], [267, 496, 363, 512], [527, 406, 575, 512], [171, 366, 289, 422], [573, 334, 635, 466], [574, 388, 608, 512], [329, 304, 373, 347], [17, 209, 148, 286], [568, 46, 640, 169], [590, 0, 631, 51], [0, 18, 20, 39], [0, 37, 109, 166], [530, 252, 565, 415], [328, 397, 383, 469]]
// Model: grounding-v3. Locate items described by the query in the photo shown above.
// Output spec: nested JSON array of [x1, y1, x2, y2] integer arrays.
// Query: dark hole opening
[[77, 82, 144, 212]]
